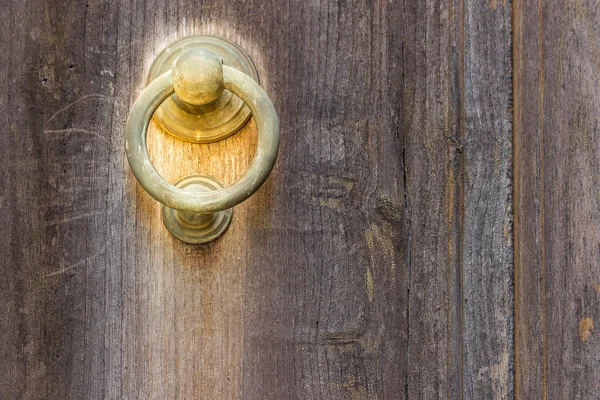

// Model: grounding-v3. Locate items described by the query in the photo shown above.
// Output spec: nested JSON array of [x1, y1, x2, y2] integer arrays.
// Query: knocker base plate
[[162, 175, 233, 244], [147, 35, 259, 143]]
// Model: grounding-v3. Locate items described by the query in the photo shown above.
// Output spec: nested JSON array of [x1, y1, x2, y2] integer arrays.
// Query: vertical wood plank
[[0, 1, 47, 397], [0, 0, 122, 398], [240, 1, 409, 398], [515, 0, 600, 398], [402, 0, 463, 397], [513, 0, 545, 396], [462, 0, 514, 398], [118, 2, 261, 398], [403, 0, 514, 398]]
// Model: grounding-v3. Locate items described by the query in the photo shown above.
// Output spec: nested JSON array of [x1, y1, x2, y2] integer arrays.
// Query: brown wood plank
[[240, 1, 410, 398], [514, 0, 600, 398], [513, 0, 545, 396], [401, 0, 463, 397], [0, 1, 122, 398], [118, 3, 260, 398]]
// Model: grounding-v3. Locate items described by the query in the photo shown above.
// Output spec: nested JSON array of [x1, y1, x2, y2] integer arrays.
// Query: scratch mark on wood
[[44, 246, 106, 278], [43, 128, 109, 144], [44, 94, 113, 127], [44, 210, 106, 227]]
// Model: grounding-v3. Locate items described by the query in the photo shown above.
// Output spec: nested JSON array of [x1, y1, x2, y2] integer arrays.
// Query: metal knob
[[125, 43, 280, 244]]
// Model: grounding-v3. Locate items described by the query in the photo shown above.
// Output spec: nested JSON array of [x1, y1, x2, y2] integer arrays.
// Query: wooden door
[[1, 0, 599, 399]]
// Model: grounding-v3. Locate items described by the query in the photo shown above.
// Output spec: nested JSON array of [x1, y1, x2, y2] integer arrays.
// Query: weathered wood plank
[[0, 1, 121, 398], [240, 1, 409, 398], [514, 0, 600, 398], [513, 0, 545, 396], [401, 0, 463, 397], [403, 0, 514, 398], [120, 3, 259, 398], [462, 1, 514, 398]]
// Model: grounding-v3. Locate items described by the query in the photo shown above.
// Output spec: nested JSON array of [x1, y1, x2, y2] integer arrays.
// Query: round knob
[[125, 47, 280, 244], [172, 49, 225, 105]]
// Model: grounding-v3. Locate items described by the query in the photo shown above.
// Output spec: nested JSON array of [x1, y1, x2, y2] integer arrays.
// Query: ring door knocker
[[125, 35, 280, 244]]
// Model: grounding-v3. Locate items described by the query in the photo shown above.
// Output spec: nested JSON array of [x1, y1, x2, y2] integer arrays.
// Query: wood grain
[[514, 0, 600, 398], [241, 1, 409, 398], [401, 0, 463, 397], [402, 0, 513, 398], [462, 1, 514, 398], [0, 0, 570, 398]]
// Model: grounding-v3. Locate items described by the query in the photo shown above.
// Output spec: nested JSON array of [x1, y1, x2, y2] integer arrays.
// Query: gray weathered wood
[[402, 1, 513, 399], [0, 0, 516, 399], [462, 1, 514, 398], [514, 0, 600, 398], [401, 1, 463, 396]]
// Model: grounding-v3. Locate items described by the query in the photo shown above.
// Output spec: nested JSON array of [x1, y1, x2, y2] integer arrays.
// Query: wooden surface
[[402, 1, 513, 399], [514, 0, 600, 398], [0, 0, 595, 399]]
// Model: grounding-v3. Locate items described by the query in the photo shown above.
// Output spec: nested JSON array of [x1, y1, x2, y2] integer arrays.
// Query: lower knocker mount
[[125, 35, 280, 244], [161, 176, 233, 244]]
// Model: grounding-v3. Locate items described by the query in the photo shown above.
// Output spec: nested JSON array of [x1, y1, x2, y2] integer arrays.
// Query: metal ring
[[125, 65, 280, 213]]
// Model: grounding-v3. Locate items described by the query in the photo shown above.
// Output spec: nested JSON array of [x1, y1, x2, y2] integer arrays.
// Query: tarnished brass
[[161, 176, 233, 244], [125, 40, 279, 244], [146, 35, 259, 143]]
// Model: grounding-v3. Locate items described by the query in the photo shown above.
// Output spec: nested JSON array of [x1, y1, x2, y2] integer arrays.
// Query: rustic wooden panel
[[462, 1, 514, 398], [0, 0, 514, 399], [401, 0, 463, 397], [402, 0, 513, 399], [514, 0, 600, 398], [240, 1, 410, 398]]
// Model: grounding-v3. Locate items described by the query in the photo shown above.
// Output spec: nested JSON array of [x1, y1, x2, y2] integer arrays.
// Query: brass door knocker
[[125, 35, 280, 244]]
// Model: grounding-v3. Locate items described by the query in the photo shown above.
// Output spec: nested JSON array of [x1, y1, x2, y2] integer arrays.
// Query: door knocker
[[125, 35, 280, 244]]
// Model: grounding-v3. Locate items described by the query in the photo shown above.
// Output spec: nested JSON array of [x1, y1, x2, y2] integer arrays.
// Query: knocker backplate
[[147, 35, 259, 143]]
